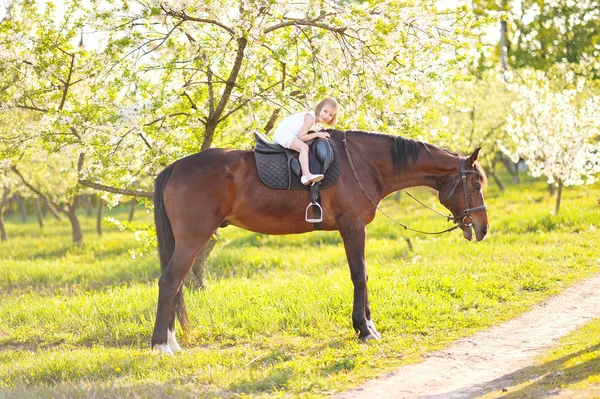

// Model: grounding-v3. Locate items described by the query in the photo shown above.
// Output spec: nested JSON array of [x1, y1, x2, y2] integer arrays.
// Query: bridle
[[342, 132, 487, 235], [444, 157, 488, 228]]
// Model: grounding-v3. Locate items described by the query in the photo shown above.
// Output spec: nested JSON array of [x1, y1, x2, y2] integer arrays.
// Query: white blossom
[[503, 67, 600, 189]]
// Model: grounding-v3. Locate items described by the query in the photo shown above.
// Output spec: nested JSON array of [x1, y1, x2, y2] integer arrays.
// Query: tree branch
[[16, 104, 49, 113], [264, 17, 347, 35], [182, 91, 197, 109], [58, 49, 75, 111], [10, 166, 67, 213], [78, 179, 153, 198], [201, 36, 248, 151], [76, 152, 153, 198], [207, 66, 215, 116], [163, 8, 237, 37], [263, 108, 281, 134], [217, 78, 284, 123]]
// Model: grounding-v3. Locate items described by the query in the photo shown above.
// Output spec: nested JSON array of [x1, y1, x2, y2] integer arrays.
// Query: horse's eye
[[473, 183, 481, 191]]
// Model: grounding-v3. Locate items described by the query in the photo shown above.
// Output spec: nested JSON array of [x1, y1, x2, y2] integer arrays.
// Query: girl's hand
[[317, 131, 330, 139]]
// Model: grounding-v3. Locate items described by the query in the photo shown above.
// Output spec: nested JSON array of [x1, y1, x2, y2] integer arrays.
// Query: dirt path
[[336, 274, 600, 399]]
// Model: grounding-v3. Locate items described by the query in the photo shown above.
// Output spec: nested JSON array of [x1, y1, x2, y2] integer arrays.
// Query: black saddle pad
[[254, 138, 342, 190]]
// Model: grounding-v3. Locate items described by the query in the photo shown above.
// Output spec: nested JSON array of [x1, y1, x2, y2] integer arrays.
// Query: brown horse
[[151, 129, 489, 354]]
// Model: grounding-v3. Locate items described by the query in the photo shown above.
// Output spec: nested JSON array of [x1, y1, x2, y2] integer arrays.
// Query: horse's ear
[[467, 147, 481, 167]]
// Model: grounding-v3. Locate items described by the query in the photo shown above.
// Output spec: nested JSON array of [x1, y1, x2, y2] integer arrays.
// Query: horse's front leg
[[365, 288, 381, 339], [338, 221, 380, 340]]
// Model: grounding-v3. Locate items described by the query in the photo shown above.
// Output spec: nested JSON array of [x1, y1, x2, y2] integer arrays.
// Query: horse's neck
[[374, 139, 458, 198]]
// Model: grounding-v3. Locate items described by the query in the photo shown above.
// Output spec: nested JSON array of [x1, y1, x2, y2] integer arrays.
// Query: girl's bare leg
[[289, 138, 312, 176]]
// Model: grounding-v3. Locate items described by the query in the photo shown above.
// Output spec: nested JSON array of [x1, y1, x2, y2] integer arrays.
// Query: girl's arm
[[298, 114, 330, 142]]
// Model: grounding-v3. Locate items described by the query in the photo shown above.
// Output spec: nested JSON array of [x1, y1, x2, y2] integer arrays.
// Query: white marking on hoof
[[152, 343, 174, 356], [367, 319, 382, 339], [364, 333, 381, 341], [167, 329, 182, 353]]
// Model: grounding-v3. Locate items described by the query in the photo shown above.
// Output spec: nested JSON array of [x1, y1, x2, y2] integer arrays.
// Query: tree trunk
[[499, 154, 520, 184], [548, 183, 556, 196], [41, 196, 48, 217], [45, 198, 62, 220], [15, 194, 27, 221], [0, 216, 6, 242], [0, 188, 9, 242], [128, 198, 136, 222], [184, 233, 219, 289], [97, 198, 104, 236], [84, 195, 93, 216], [66, 196, 83, 244], [5, 196, 14, 216], [395, 191, 401, 202], [554, 181, 563, 215], [35, 197, 44, 228], [486, 161, 505, 191], [489, 170, 505, 191]]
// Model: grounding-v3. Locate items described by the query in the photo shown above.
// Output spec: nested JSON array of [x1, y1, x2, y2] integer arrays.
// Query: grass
[[0, 173, 599, 398]]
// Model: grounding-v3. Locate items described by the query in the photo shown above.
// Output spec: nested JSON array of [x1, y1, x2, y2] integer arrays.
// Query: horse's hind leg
[[151, 234, 212, 355]]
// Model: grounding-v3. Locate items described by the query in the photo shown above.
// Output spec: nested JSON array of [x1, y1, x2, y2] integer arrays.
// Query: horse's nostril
[[483, 226, 488, 236]]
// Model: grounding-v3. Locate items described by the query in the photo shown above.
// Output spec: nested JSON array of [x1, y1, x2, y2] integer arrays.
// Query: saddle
[[253, 131, 342, 229], [253, 131, 341, 190]]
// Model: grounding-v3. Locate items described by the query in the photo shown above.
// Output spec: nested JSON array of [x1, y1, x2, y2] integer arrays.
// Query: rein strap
[[342, 132, 459, 235]]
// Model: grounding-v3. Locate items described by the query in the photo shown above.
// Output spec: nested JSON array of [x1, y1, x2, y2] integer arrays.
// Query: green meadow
[[0, 174, 599, 398]]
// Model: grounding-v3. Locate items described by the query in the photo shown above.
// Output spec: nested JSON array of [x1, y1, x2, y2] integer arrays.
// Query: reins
[[342, 132, 460, 235]]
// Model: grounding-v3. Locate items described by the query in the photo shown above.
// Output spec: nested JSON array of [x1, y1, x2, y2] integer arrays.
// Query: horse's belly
[[227, 188, 334, 234]]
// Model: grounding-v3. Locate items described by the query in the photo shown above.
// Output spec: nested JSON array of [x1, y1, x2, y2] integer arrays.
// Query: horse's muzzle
[[462, 223, 488, 241]]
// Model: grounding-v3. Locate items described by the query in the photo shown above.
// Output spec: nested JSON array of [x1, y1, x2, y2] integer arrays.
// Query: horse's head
[[438, 148, 489, 241]]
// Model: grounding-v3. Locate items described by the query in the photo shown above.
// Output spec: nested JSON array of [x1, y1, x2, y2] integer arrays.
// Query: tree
[[430, 68, 515, 190], [502, 66, 600, 214], [1, 0, 492, 280], [11, 151, 90, 244], [473, 0, 600, 75]]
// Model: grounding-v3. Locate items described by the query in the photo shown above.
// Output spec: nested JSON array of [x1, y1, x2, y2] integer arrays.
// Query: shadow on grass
[[228, 367, 294, 394], [222, 230, 343, 249], [430, 343, 600, 399], [0, 385, 237, 399]]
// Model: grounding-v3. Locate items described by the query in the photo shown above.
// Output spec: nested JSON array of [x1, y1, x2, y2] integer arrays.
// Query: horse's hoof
[[366, 320, 381, 339], [152, 343, 174, 356], [359, 331, 381, 341], [364, 333, 381, 341], [167, 330, 182, 353], [168, 341, 182, 353]]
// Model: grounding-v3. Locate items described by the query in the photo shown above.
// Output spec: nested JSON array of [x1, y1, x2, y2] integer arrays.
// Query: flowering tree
[[502, 67, 600, 214], [429, 68, 515, 190], [0, 0, 491, 275]]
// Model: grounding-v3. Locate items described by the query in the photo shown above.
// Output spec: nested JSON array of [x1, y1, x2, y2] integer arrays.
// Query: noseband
[[446, 158, 488, 227]]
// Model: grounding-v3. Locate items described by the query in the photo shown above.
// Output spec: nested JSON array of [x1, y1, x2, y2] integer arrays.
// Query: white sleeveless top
[[273, 111, 316, 139]]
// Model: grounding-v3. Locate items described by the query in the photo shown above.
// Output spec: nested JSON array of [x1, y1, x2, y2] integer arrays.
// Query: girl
[[273, 98, 339, 185]]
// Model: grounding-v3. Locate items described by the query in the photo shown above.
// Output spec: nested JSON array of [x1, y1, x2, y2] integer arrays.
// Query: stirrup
[[305, 202, 323, 223]]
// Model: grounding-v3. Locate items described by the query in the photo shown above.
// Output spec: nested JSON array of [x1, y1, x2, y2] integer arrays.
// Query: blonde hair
[[315, 98, 339, 126]]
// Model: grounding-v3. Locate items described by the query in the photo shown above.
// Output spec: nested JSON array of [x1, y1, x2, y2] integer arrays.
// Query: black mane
[[335, 129, 429, 173]]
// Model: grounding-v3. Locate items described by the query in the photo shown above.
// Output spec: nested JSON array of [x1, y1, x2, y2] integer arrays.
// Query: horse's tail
[[153, 164, 191, 334]]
